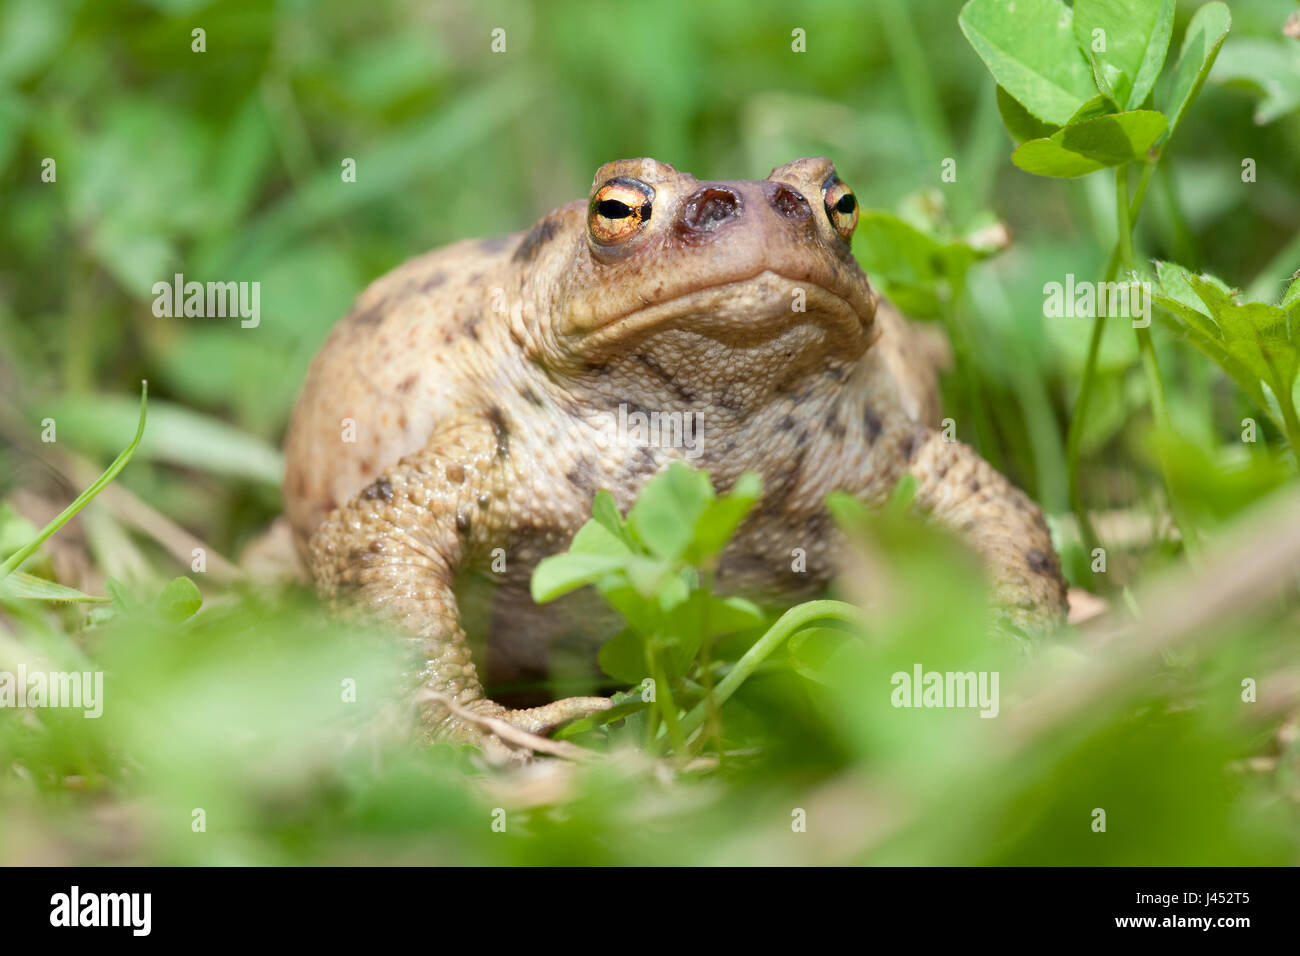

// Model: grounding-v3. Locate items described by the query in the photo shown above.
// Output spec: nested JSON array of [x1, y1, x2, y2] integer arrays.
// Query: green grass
[[1, 0, 1299, 865]]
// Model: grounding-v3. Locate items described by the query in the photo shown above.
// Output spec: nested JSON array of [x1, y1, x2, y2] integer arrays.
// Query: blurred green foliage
[[1, 0, 1299, 864]]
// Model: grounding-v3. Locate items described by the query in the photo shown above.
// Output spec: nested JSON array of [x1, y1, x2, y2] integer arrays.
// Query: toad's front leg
[[307, 417, 610, 762], [904, 428, 1069, 638]]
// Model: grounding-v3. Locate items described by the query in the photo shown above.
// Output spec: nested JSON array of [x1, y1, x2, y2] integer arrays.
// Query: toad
[[283, 157, 1068, 758]]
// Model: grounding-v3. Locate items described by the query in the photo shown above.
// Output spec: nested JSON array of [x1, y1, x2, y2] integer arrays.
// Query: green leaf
[[156, 576, 203, 623], [854, 211, 982, 318], [36, 393, 283, 485], [1281, 273, 1300, 315], [1066, 94, 1118, 125], [1154, 264, 1300, 425], [1074, 0, 1175, 111], [0, 572, 110, 603], [1151, 297, 1268, 411], [996, 85, 1059, 144], [1012, 110, 1167, 177], [530, 553, 625, 603], [627, 462, 713, 561], [787, 627, 865, 687], [624, 555, 673, 600], [959, 0, 1097, 125], [597, 628, 648, 684], [1158, 2, 1231, 136], [597, 581, 660, 636], [1212, 37, 1300, 126], [691, 471, 761, 560], [590, 490, 632, 546], [569, 518, 632, 559]]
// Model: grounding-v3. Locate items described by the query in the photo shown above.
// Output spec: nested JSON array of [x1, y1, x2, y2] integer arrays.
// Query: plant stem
[[1116, 165, 1199, 553], [647, 642, 687, 754], [1066, 314, 1106, 555], [674, 600, 865, 740], [1065, 160, 1160, 564]]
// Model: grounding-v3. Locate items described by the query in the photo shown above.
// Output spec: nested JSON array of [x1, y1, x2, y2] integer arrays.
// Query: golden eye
[[589, 177, 654, 245], [821, 175, 858, 243]]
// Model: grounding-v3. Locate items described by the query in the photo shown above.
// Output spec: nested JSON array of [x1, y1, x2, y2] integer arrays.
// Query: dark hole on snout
[[679, 186, 742, 236], [767, 182, 811, 221]]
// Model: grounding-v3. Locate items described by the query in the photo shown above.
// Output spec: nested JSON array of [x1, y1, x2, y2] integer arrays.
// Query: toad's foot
[[420, 692, 613, 765]]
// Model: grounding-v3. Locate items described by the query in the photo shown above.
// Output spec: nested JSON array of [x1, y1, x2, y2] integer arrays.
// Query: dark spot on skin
[[480, 236, 511, 253], [624, 445, 658, 478], [715, 383, 743, 412], [825, 409, 846, 439], [359, 460, 373, 477], [1026, 549, 1054, 575], [796, 429, 811, 447], [422, 271, 447, 292], [584, 361, 610, 376], [780, 414, 796, 431], [520, 386, 543, 406], [566, 459, 597, 495], [757, 447, 806, 515], [465, 316, 482, 341], [968, 478, 981, 494], [863, 408, 883, 443], [512, 217, 560, 263], [478, 493, 491, 508], [824, 365, 845, 382], [633, 352, 696, 402], [445, 464, 466, 484], [902, 429, 925, 463], [398, 373, 419, 393], [456, 511, 472, 535], [486, 406, 509, 457], [349, 302, 385, 327], [361, 477, 393, 501]]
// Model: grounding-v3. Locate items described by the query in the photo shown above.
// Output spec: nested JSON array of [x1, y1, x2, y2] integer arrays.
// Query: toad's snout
[[674, 181, 814, 243]]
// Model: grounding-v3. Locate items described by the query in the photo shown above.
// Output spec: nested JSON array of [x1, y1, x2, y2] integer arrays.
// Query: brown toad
[[283, 157, 1067, 757]]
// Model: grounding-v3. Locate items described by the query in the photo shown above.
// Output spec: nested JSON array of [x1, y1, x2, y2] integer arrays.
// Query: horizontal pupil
[[598, 198, 634, 219], [836, 193, 856, 214]]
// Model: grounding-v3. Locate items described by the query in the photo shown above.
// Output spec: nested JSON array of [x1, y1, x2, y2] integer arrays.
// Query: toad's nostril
[[679, 186, 742, 236], [767, 182, 811, 221]]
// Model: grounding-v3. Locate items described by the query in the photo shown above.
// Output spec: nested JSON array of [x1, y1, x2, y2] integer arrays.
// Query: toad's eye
[[821, 175, 858, 243], [589, 178, 654, 245]]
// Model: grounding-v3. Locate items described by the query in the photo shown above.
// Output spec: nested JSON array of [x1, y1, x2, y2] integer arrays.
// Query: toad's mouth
[[570, 270, 877, 356]]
